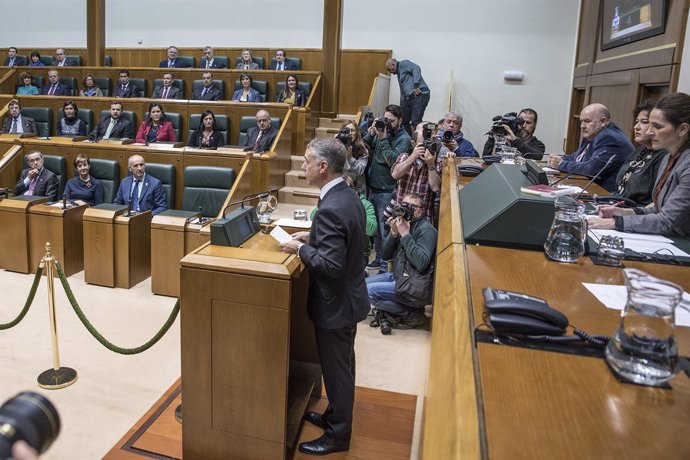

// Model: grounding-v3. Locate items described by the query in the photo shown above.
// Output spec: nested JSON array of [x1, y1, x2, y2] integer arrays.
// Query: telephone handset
[[593, 195, 637, 208], [458, 165, 484, 177], [482, 288, 569, 336]]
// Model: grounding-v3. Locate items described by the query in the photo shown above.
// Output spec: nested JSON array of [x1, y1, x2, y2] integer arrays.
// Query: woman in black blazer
[[276, 74, 306, 107], [188, 110, 225, 149]]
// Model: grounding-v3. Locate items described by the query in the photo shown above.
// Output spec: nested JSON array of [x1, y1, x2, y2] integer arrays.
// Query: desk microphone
[[197, 206, 204, 224], [221, 187, 279, 216], [549, 171, 577, 186], [574, 156, 615, 201], [62, 193, 67, 210]]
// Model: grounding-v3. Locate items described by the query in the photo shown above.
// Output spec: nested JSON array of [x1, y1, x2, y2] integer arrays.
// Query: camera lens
[[442, 130, 454, 142], [0, 392, 60, 458]]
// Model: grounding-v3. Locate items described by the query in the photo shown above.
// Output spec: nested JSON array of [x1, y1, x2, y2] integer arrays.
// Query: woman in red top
[[136, 102, 176, 144]]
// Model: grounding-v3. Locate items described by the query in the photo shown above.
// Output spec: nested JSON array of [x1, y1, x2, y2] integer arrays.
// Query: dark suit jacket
[[89, 116, 135, 141], [51, 58, 77, 66], [15, 167, 59, 201], [300, 180, 369, 329], [4, 56, 28, 66], [198, 59, 225, 69], [269, 59, 298, 71], [151, 85, 183, 99], [192, 86, 221, 101], [559, 122, 635, 192], [114, 174, 168, 215], [277, 89, 307, 107], [41, 83, 70, 96], [113, 83, 140, 98], [3, 116, 37, 134], [242, 125, 277, 152], [159, 59, 190, 68], [231, 88, 261, 102]]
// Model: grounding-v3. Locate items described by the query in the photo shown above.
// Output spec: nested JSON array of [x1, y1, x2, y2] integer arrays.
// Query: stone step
[[291, 155, 304, 170], [279, 186, 320, 206], [285, 170, 317, 188], [315, 126, 339, 139], [318, 116, 354, 129]]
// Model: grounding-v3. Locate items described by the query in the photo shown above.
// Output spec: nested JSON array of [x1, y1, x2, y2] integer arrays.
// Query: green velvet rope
[[0, 264, 44, 330], [54, 261, 180, 355]]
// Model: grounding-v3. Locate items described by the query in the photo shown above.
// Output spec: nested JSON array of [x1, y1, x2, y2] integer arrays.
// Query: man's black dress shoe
[[298, 434, 349, 456], [304, 411, 328, 429]]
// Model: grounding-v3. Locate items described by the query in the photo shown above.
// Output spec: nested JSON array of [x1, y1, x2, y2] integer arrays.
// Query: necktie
[[122, 84, 126, 93], [130, 179, 141, 212], [10, 117, 17, 133], [206, 61, 210, 69], [48, 85, 56, 95], [201, 87, 208, 98], [9, 58, 14, 66], [168, 60, 173, 68], [103, 118, 117, 139], [253, 131, 264, 151], [163, 87, 169, 99], [576, 142, 590, 162], [26, 174, 38, 196], [279, 62, 283, 71]]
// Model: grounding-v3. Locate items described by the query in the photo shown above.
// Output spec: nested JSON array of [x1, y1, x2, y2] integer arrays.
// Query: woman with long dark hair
[[136, 102, 176, 143], [188, 110, 225, 149], [276, 74, 306, 107], [56, 100, 87, 136]]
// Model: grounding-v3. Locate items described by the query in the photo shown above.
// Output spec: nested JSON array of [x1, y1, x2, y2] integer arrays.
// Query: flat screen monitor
[[210, 206, 260, 247]]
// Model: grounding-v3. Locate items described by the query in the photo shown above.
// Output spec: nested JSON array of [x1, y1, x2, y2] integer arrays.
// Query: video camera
[[421, 122, 442, 155], [0, 392, 60, 459], [335, 126, 352, 147], [491, 112, 524, 136]]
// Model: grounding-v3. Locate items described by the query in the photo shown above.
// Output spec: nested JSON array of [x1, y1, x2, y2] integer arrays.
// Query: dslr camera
[[0, 391, 60, 459], [335, 126, 353, 147], [372, 116, 393, 133], [491, 112, 524, 136], [393, 202, 415, 221], [421, 122, 442, 155]]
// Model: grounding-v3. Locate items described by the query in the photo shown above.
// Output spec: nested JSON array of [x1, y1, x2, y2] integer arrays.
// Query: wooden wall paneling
[[0, 68, 17, 94], [639, 64, 673, 84], [338, 50, 391, 115], [589, 83, 636, 138], [566, 88, 587, 154], [593, 47, 676, 75], [86, 0, 105, 67], [575, 0, 600, 67]]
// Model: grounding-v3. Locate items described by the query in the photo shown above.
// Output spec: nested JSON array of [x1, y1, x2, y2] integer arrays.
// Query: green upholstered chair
[[187, 114, 228, 146], [145, 163, 176, 210], [59, 77, 78, 96], [20, 107, 52, 137], [89, 158, 120, 203], [181, 166, 236, 217], [42, 155, 67, 199], [191, 79, 225, 100], [237, 115, 280, 146], [235, 56, 264, 69], [128, 78, 147, 98], [176, 56, 195, 68], [233, 79, 267, 102], [93, 77, 112, 97]]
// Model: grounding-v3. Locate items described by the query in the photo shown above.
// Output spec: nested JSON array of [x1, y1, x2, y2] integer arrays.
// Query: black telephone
[[482, 288, 569, 336], [458, 165, 484, 177], [593, 195, 637, 208], [482, 155, 502, 165]]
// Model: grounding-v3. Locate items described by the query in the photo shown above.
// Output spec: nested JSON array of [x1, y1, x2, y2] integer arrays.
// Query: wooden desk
[[83, 206, 151, 288], [0, 196, 48, 273], [179, 233, 319, 459], [28, 203, 86, 276]]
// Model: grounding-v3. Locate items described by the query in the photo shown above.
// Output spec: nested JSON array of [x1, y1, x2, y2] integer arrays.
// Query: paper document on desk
[[583, 283, 690, 327], [269, 225, 293, 245], [588, 229, 690, 257], [273, 218, 312, 229]]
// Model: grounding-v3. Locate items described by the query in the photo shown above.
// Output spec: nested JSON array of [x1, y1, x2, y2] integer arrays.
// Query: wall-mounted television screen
[[601, 0, 667, 51]]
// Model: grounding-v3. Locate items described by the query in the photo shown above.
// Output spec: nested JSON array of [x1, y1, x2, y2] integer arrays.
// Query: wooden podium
[[28, 202, 87, 276], [83, 205, 152, 288], [150, 211, 210, 297], [179, 233, 320, 459], [0, 196, 48, 273]]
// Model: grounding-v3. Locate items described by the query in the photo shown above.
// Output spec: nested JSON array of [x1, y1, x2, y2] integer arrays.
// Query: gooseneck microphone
[[549, 170, 577, 187], [574, 155, 615, 200], [221, 187, 280, 216]]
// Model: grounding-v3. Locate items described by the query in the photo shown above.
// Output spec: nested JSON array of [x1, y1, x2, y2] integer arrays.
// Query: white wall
[[0, 0, 580, 152], [677, 12, 690, 93]]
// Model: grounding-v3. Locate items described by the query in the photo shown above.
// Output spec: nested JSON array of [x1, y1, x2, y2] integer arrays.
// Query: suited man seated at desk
[[270, 49, 298, 71], [240, 109, 277, 153], [114, 70, 140, 98], [88, 101, 135, 141], [198, 46, 225, 69], [2, 99, 37, 135], [114, 154, 168, 216], [159, 46, 189, 68], [192, 72, 221, 101], [4, 46, 27, 66], [51, 48, 77, 66], [152, 72, 183, 99], [41, 70, 70, 96], [15, 150, 59, 202]]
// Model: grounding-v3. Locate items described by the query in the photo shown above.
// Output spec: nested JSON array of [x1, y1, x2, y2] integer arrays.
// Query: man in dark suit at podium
[[114, 154, 168, 216], [281, 138, 369, 456]]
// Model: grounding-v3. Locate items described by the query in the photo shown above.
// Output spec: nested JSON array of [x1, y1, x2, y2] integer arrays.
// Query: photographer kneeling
[[365, 193, 437, 334], [482, 108, 545, 159]]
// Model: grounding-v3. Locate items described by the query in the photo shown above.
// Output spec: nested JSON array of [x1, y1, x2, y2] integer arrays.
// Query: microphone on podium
[[221, 187, 280, 217], [574, 156, 616, 201]]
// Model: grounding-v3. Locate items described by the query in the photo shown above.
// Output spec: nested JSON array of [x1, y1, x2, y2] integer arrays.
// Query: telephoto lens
[[0, 392, 60, 459]]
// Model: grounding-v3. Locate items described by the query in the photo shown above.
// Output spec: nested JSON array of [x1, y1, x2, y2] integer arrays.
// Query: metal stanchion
[[37, 243, 78, 390]]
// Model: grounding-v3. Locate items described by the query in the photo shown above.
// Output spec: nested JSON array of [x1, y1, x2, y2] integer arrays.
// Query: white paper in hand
[[270, 225, 293, 245]]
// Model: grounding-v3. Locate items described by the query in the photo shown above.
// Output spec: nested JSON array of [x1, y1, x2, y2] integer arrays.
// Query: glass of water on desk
[[544, 196, 587, 263], [605, 268, 682, 387]]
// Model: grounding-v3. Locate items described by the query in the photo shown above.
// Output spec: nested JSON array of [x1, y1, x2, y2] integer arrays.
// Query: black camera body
[[373, 116, 393, 133], [422, 139, 443, 155], [0, 392, 60, 459], [491, 112, 524, 136], [393, 202, 415, 221], [335, 126, 353, 147], [422, 122, 436, 140], [441, 130, 454, 142]]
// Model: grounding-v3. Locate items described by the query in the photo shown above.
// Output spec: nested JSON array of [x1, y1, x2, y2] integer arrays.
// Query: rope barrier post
[[37, 242, 78, 390]]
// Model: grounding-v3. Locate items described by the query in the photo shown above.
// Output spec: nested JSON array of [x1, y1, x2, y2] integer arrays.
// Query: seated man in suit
[[114, 154, 168, 215], [51, 48, 76, 66], [2, 99, 37, 135], [15, 150, 59, 201], [241, 109, 278, 153], [159, 46, 189, 68], [4, 47, 27, 66], [88, 101, 135, 141], [192, 72, 221, 101], [198, 46, 225, 69], [113, 69, 140, 98], [41, 70, 70, 96], [548, 103, 634, 192], [270, 49, 298, 71], [152, 72, 183, 99]]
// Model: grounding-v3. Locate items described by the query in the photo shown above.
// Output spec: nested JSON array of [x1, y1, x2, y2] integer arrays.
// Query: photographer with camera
[[365, 192, 437, 334], [363, 104, 411, 272], [436, 112, 478, 157], [482, 108, 545, 159], [335, 121, 369, 195]]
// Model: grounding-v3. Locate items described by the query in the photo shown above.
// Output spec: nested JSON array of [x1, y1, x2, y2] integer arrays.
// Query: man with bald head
[[241, 109, 278, 153], [113, 154, 168, 215], [548, 103, 633, 192]]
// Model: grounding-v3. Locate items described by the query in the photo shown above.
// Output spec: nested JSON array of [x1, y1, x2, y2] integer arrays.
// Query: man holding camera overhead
[[482, 108, 545, 159], [366, 192, 437, 334], [363, 104, 411, 273]]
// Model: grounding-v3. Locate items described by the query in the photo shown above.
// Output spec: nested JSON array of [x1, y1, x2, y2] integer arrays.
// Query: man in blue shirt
[[437, 112, 478, 157], [386, 58, 430, 134]]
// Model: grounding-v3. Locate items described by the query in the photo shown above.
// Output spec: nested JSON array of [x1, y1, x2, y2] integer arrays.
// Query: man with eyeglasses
[[366, 192, 436, 334], [241, 109, 277, 153], [15, 151, 59, 201], [51, 48, 76, 66]]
